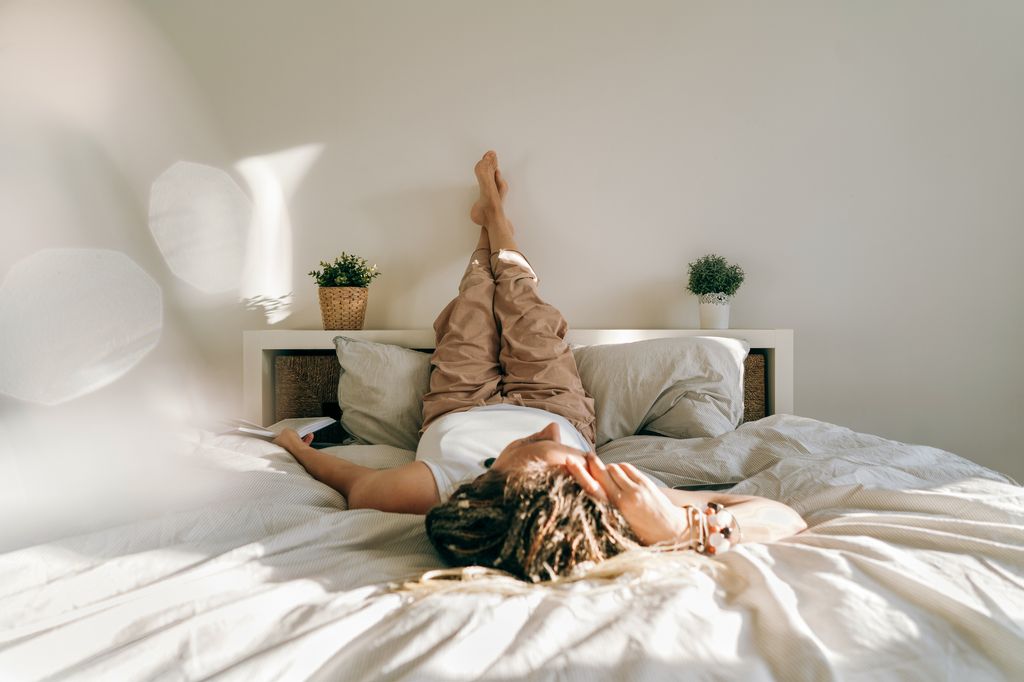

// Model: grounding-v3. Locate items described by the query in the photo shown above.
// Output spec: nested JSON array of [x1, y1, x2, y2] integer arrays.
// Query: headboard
[[243, 329, 794, 438]]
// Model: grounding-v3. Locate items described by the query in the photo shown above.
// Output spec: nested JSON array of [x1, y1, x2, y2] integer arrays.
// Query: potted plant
[[309, 252, 381, 330], [686, 254, 745, 330]]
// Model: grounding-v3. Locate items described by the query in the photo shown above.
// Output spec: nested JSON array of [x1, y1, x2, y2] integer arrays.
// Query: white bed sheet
[[1, 415, 1022, 681]]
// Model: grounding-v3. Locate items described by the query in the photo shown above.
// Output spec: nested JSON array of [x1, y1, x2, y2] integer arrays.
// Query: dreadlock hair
[[424, 463, 641, 583]]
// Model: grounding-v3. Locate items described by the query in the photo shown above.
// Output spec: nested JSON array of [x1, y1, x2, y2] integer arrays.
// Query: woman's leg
[[419, 243, 501, 433], [419, 158, 510, 434], [475, 153, 598, 446]]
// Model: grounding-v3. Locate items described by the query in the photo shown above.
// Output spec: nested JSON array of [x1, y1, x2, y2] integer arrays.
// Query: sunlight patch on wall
[[148, 161, 252, 294], [0, 249, 162, 405], [235, 143, 324, 324]]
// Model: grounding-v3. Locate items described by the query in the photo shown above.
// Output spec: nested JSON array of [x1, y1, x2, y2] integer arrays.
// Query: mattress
[[1, 415, 1022, 680]]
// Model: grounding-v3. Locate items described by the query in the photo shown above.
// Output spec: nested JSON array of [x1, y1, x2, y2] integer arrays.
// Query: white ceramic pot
[[698, 293, 731, 330]]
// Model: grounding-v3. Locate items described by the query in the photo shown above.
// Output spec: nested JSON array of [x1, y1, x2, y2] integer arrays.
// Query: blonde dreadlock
[[424, 463, 640, 582]]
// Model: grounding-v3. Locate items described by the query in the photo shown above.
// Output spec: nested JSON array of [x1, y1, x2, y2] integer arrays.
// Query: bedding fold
[[2, 416, 1022, 681]]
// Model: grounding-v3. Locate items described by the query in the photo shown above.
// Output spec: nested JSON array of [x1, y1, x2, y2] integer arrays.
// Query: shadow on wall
[[349, 177, 698, 331], [569, 276, 700, 330], [351, 185, 479, 328]]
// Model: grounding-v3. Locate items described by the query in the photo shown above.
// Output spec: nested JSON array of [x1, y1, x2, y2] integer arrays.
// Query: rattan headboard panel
[[274, 350, 767, 441], [273, 354, 347, 443]]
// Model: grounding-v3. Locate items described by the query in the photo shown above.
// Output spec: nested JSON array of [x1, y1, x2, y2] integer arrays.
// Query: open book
[[225, 417, 336, 440]]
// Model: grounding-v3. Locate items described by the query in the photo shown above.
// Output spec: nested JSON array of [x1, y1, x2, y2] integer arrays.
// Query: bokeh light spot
[[0, 249, 162, 405], [149, 161, 251, 294]]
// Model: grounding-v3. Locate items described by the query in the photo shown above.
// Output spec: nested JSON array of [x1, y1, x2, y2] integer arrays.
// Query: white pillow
[[573, 336, 749, 446]]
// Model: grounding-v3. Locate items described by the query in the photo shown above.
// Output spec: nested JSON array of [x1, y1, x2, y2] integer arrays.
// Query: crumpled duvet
[[1, 415, 1022, 681]]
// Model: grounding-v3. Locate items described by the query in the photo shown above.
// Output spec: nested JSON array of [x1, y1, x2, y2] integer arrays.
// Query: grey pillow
[[334, 336, 431, 451], [573, 336, 749, 446]]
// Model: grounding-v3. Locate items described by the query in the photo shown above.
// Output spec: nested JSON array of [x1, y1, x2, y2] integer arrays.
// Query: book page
[[266, 417, 336, 438]]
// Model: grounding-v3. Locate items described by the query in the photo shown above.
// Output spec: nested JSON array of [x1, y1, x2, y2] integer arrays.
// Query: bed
[[1, 330, 1022, 681]]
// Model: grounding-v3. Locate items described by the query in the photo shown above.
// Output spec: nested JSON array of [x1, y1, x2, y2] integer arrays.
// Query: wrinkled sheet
[[1, 415, 1023, 681]]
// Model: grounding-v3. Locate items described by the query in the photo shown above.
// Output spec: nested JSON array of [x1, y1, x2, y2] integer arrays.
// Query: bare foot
[[496, 168, 509, 199], [470, 151, 509, 226]]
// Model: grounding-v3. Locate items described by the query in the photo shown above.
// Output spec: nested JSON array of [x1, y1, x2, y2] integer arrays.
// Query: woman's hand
[[272, 428, 314, 453], [566, 453, 688, 546]]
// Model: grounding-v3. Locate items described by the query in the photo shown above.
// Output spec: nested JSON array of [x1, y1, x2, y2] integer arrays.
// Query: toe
[[474, 159, 489, 180]]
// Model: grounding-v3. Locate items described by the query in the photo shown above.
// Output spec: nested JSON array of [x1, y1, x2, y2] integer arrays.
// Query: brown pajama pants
[[420, 248, 597, 447]]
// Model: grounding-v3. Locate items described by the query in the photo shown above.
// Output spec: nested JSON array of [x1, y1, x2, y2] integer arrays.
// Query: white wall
[[4, 0, 1022, 481]]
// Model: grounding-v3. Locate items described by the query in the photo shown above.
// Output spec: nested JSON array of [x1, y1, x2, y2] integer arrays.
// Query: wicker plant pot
[[318, 286, 369, 330]]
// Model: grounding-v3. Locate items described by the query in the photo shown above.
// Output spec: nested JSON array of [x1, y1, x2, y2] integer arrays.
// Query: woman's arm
[[566, 453, 806, 546], [273, 429, 440, 514], [660, 488, 807, 544]]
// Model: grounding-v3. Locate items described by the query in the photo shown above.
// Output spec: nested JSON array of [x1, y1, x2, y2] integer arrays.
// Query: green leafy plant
[[686, 254, 745, 297], [308, 252, 381, 288]]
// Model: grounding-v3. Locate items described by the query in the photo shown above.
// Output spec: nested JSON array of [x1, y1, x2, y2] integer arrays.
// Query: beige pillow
[[572, 336, 749, 446], [334, 336, 431, 451]]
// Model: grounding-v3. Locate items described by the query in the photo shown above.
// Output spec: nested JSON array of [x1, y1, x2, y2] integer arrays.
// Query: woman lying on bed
[[274, 151, 806, 582]]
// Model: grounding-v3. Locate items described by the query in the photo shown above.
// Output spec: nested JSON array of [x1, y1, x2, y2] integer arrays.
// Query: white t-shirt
[[416, 404, 591, 502]]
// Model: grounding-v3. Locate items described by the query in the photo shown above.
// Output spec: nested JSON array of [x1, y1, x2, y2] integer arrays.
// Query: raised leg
[[419, 248, 502, 433], [419, 156, 511, 434], [475, 152, 597, 446], [491, 249, 596, 446]]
